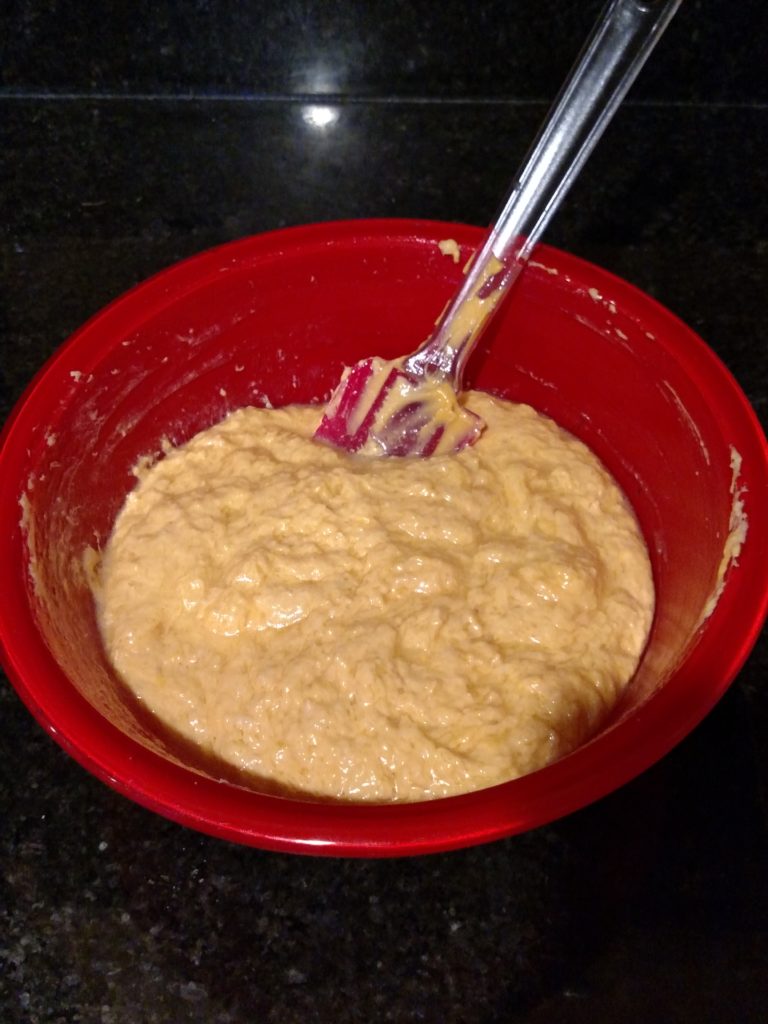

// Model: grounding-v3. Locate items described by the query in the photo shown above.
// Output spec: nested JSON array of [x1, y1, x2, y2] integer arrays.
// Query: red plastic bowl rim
[[1, 218, 767, 857]]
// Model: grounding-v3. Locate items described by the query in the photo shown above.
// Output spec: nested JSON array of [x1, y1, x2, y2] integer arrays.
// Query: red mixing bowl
[[1, 219, 766, 856]]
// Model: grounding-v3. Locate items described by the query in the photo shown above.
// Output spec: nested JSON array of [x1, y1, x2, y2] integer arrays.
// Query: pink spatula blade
[[314, 356, 485, 457]]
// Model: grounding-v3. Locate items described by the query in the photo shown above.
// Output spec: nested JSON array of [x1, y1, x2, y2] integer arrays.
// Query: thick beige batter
[[95, 392, 654, 802]]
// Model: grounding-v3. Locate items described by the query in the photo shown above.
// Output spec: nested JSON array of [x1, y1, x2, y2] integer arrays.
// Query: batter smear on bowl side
[[94, 392, 654, 802]]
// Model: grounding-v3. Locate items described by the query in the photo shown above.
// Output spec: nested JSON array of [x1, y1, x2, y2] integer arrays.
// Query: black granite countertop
[[2, 2, 767, 1021]]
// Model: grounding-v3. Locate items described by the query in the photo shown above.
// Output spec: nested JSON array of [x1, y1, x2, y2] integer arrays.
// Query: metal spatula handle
[[408, 0, 683, 383]]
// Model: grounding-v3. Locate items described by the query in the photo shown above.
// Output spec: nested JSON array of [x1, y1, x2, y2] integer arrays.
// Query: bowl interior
[[2, 220, 766, 854]]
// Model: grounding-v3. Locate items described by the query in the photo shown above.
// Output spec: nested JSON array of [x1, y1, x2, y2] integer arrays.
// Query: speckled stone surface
[[1, 2, 767, 1021], [2, 0, 766, 102]]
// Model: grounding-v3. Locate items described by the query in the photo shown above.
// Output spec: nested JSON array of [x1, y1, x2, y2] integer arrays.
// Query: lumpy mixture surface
[[96, 393, 654, 801]]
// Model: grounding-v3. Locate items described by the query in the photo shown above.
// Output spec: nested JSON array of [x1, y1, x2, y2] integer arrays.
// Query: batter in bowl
[[94, 392, 654, 802]]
